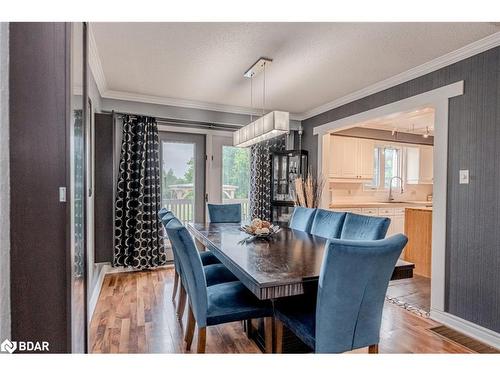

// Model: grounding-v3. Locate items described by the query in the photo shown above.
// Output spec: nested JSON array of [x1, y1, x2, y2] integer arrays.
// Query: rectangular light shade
[[233, 111, 289, 147]]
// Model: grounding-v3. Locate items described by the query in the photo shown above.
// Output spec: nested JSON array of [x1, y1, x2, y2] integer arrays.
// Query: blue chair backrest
[[340, 213, 390, 240], [158, 207, 170, 220], [289, 207, 317, 232], [315, 234, 407, 353], [207, 203, 241, 223], [158, 210, 180, 270], [310, 209, 347, 239], [159, 209, 176, 224], [165, 218, 209, 326]]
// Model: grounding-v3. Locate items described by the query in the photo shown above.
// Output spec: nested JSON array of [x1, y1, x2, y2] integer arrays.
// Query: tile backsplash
[[329, 182, 433, 203]]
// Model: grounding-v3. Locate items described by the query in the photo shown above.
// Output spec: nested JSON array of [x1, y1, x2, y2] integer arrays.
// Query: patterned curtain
[[249, 135, 286, 221], [114, 115, 167, 269]]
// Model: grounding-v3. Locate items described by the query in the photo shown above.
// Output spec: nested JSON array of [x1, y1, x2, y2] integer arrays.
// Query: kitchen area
[[324, 107, 435, 313]]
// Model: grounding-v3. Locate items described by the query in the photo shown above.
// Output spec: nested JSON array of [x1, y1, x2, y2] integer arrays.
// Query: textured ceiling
[[91, 22, 500, 115]]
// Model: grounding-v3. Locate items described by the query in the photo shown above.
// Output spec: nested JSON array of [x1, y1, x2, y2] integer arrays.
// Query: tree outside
[[222, 146, 250, 200]]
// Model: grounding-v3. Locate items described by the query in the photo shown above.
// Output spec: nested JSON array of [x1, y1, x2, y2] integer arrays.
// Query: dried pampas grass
[[294, 173, 325, 208]]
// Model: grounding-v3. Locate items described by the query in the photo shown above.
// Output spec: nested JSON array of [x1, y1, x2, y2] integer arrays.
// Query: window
[[366, 145, 403, 190], [222, 146, 251, 221]]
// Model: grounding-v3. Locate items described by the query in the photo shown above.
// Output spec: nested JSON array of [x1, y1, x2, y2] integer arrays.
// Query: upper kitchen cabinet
[[328, 135, 374, 181], [406, 145, 433, 184]]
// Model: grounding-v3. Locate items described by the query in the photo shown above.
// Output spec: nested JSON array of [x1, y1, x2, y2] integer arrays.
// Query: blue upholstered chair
[[158, 210, 234, 319], [158, 207, 170, 220], [340, 212, 391, 240], [159, 209, 220, 266], [165, 218, 273, 353], [274, 234, 408, 353], [207, 203, 242, 223], [310, 209, 347, 239], [289, 207, 317, 232]]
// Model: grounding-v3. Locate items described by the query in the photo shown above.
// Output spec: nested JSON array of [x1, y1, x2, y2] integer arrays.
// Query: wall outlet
[[459, 170, 469, 184]]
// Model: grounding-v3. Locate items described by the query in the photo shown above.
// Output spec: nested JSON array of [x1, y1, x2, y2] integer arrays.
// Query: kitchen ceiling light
[[423, 126, 430, 138], [234, 57, 290, 147]]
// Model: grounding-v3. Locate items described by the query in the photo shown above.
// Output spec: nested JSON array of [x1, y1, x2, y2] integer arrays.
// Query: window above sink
[[365, 145, 403, 191]]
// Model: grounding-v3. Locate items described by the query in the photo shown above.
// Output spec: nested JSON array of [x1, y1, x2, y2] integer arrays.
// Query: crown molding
[[101, 89, 303, 120], [88, 28, 500, 123], [298, 31, 500, 121], [88, 25, 107, 95]]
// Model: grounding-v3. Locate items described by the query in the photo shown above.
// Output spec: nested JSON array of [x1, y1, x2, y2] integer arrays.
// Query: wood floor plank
[[89, 268, 472, 354]]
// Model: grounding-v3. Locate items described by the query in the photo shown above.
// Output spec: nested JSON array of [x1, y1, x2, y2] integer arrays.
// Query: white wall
[[0, 22, 11, 341]]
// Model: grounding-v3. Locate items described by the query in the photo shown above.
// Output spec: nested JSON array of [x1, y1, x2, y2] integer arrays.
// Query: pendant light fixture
[[233, 57, 290, 147]]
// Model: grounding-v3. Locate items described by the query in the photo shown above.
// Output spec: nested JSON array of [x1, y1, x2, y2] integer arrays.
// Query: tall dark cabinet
[[9, 22, 88, 353], [270, 150, 308, 225]]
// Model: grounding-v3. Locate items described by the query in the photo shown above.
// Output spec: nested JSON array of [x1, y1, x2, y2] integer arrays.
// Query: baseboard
[[88, 264, 111, 322], [430, 309, 500, 350], [104, 263, 174, 274]]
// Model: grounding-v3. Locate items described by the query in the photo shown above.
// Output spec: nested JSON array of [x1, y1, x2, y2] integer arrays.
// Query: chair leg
[[196, 327, 207, 353], [246, 319, 253, 338], [264, 317, 273, 354], [274, 319, 283, 354], [176, 283, 187, 320], [185, 304, 196, 350], [172, 269, 179, 301], [368, 344, 379, 354]]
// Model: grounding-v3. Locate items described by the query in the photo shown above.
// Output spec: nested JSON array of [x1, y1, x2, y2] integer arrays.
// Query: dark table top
[[187, 222, 413, 300]]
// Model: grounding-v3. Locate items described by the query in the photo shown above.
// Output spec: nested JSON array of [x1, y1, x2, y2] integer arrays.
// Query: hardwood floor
[[89, 268, 471, 354], [387, 274, 431, 312]]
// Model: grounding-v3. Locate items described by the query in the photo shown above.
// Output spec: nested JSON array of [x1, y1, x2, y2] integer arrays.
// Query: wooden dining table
[[187, 222, 414, 301]]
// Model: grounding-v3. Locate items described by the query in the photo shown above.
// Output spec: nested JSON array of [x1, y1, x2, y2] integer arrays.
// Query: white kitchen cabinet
[[358, 138, 375, 179], [329, 135, 343, 177], [329, 135, 374, 181], [330, 205, 406, 238], [406, 145, 433, 184], [419, 146, 433, 184], [388, 212, 405, 237], [362, 208, 379, 216]]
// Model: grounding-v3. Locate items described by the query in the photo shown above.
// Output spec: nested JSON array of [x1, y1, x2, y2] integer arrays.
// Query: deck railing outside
[[162, 198, 250, 222]]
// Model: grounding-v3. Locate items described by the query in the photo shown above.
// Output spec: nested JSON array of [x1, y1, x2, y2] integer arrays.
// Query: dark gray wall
[[9, 22, 71, 352], [302, 46, 500, 333]]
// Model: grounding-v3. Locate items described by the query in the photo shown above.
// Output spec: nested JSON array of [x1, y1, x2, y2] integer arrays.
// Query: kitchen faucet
[[388, 176, 404, 201]]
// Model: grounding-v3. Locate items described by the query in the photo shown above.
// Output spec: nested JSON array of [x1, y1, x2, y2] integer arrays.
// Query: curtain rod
[[103, 110, 241, 131]]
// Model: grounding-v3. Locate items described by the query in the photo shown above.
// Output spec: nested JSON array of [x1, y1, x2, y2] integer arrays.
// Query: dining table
[[187, 221, 414, 352], [187, 222, 414, 301]]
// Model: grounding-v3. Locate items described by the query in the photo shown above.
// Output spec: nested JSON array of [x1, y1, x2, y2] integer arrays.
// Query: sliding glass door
[[159, 131, 206, 224]]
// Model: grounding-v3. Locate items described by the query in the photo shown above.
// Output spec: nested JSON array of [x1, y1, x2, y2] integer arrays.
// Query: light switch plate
[[459, 170, 469, 184], [59, 187, 67, 202]]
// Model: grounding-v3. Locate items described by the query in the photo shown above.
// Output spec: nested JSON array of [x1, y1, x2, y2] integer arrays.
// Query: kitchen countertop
[[404, 206, 433, 211], [329, 200, 433, 209]]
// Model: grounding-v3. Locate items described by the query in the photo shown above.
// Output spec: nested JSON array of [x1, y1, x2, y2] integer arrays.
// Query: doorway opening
[[322, 106, 436, 314]]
